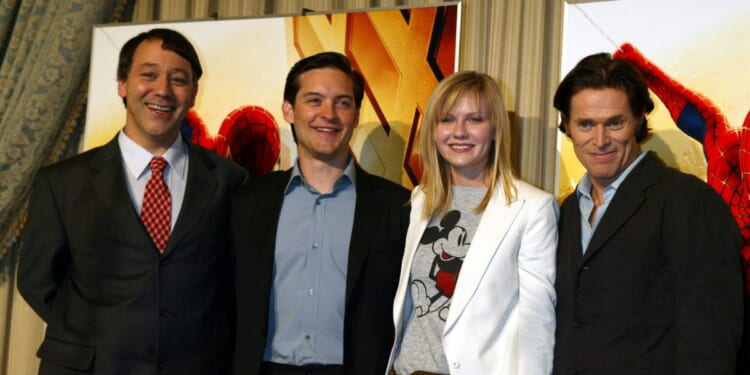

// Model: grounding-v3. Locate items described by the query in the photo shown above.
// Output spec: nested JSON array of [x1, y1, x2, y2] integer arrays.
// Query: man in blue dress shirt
[[231, 51, 410, 375]]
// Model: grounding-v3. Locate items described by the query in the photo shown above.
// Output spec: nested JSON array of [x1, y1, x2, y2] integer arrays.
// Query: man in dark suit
[[18, 28, 247, 374], [231, 52, 410, 375], [552, 52, 744, 374]]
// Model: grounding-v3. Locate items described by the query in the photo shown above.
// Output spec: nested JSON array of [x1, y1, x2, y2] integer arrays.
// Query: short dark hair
[[283, 51, 365, 108], [554, 52, 654, 143], [117, 28, 203, 83]]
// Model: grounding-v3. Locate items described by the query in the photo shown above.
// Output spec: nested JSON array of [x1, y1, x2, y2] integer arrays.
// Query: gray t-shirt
[[393, 186, 485, 374]]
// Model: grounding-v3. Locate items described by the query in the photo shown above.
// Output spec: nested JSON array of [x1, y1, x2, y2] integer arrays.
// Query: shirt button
[[308, 289, 314, 295], [452, 361, 460, 369], [305, 334, 311, 340], [312, 243, 319, 249]]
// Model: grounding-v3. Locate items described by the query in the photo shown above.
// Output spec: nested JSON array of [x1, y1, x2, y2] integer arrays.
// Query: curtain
[[0, 0, 562, 373], [0, 1, 128, 373]]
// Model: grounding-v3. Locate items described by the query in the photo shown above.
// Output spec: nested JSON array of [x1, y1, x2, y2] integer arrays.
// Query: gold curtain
[[2, 1, 562, 373]]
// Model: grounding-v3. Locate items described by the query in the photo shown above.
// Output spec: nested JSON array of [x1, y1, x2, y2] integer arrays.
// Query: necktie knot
[[150, 156, 167, 177]]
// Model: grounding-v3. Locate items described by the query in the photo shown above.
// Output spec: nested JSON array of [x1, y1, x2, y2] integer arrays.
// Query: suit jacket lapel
[[166, 145, 216, 254], [90, 138, 150, 245], [560, 196, 585, 265], [345, 167, 381, 305], [394, 191, 430, 333], [445, 184, 524, 332], [256, 170, 290, 269], [583, 152, 660, 262]]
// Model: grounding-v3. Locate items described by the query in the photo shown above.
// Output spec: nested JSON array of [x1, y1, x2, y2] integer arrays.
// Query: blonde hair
[[418, 71, 517, 219]]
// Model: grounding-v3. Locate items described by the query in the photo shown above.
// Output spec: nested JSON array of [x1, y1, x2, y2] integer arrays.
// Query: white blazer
[[387, 179, 558, 374]]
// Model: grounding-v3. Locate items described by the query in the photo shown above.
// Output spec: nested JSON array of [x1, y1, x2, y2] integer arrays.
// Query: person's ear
[[282, 101, 294, 124]]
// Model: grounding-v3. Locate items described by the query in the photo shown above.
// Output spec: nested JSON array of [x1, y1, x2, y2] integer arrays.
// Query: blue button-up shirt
[[577, 151, 647, 253], [264, 158, 357, 365]]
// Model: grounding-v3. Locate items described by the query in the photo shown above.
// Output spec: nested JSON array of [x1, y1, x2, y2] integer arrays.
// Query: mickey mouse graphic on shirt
[[410, 210, 471, 321]]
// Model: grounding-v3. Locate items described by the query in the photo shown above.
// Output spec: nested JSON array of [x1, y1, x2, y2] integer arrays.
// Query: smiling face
[[118, 38, 197, 154], [283, 67, 359, 167], [565, 87, 642, 193], [434, 94, 495, 186]]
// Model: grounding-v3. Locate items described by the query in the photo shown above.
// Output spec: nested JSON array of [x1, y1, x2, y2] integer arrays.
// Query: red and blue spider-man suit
[[614, 43, 750, 293]]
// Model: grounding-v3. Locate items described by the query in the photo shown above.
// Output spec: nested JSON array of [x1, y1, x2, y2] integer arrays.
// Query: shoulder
[[630, 151, 705, 192], [510, 179, 557, 214], [513, 179, 554, 201], [230, 170, 289, 218], [659, 164, 707, 189], [189, 144, 247, 179], [648, 161, 717, 202], [234, 169, 289, 197], [662, 167, 728, 211], [355, 167, 410, 198], [36, 143, 113, 180], [252, 169, 290, 188]]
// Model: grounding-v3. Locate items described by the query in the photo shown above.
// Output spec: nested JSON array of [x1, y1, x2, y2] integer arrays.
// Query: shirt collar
[[118, 130, 188, 181], [285, 155, 357, 195], [576, 150, 648, 200]]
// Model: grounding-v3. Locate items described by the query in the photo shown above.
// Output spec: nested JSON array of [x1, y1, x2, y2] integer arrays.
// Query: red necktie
[[142, 157, 171, 253]]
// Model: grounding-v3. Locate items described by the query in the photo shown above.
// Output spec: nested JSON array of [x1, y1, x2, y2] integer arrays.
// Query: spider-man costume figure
[[181, 106, 281, 179], [614, 43, 750, 293]]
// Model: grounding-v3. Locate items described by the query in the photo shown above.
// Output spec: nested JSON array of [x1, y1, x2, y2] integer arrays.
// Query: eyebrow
[[442, 111, 485, 116], [136, 62, 191, 75], [575, 114, 625, 123], [300, 92, 354, 100]]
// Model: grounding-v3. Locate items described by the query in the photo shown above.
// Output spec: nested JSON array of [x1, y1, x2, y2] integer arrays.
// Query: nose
[[154, 76, 171, 97], [592, 125, 609, 147], [451, 120, 468, 138], [319, 101, 337, 122]]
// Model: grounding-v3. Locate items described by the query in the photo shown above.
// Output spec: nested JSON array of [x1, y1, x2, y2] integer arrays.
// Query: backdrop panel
[[83, 3, 460, 187]]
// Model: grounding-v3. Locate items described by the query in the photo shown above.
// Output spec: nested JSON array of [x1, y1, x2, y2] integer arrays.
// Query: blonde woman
[[387, 71, 557, 374]]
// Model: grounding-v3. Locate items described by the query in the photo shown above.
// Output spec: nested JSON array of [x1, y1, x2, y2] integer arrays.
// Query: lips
[[147, 103, 175, 115], [589, 151, 615, 160], [449, 144, 474, 152], [311, 125, 340, 134]]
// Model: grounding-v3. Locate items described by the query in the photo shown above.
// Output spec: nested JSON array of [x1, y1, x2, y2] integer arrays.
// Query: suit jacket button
[[574, 317, 586, 327], [160, 309, 169, 317], [158, 362, 167, 371]]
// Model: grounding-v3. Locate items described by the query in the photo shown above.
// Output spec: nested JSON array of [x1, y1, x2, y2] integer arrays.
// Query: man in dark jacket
[[553, 52, 744, 374]]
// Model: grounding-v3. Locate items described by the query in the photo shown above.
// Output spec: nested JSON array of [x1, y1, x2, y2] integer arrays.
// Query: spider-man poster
[[83, 4, 460, 185]]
